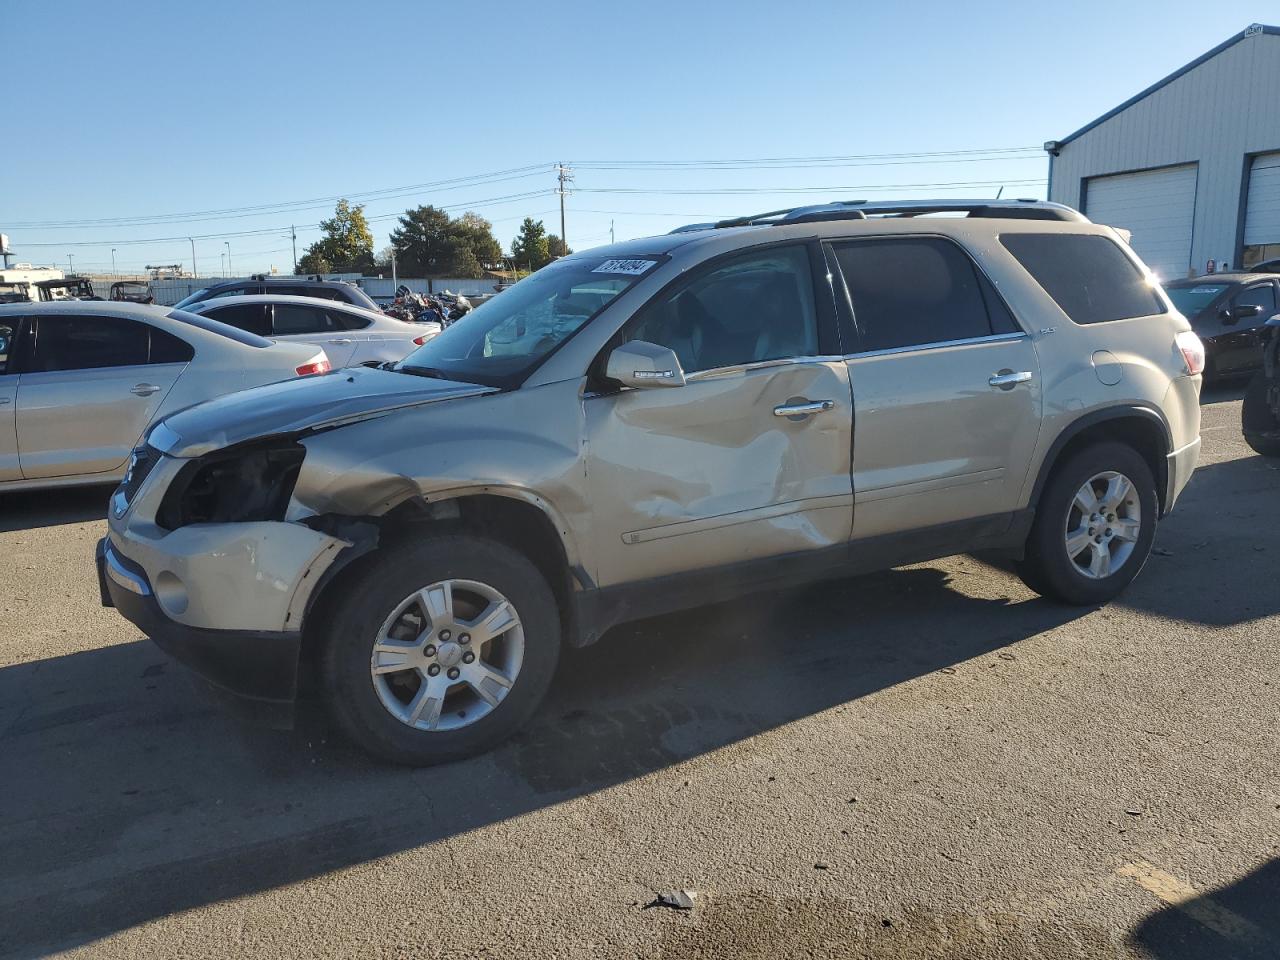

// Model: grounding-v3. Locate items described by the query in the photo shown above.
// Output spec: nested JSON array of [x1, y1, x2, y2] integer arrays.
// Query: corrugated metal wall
[[1049, 29, 1280, 277]]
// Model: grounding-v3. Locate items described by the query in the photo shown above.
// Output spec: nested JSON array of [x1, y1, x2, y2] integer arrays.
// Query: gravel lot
[[1, 387, 1277, 960]]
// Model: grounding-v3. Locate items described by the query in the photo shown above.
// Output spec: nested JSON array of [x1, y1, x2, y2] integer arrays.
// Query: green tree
[[546, 234, 572, 260], [298, 200, 375, 275], [511, 217, 551, 270], [389, 206, 502, 278]]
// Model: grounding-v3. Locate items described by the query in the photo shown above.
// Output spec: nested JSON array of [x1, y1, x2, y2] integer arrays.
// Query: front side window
[[626, 245, 819, 373], [1001, 233, 1163, 325], [30, 315, 150, 371], [1234, 283, 1277, 319], [399, 255, 656, 387], [831, 237, 997, 352]]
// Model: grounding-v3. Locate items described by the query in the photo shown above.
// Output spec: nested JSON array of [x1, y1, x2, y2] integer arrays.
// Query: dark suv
[[173, 276, 379, 312], [1163, 273, 1280, 379]]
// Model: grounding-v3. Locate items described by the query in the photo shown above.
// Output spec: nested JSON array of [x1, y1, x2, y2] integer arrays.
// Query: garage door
[[1084, 164, 1198, 280], [1244, 152, 1280, 251]]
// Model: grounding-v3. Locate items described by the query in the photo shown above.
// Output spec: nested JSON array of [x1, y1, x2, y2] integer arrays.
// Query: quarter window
[[831, 237, 1002, 351], [1001, 233, 1163, 325], [626, 245, 819, 373]]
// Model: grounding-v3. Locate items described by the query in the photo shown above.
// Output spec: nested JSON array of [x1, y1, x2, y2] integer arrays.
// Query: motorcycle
[[1243, 313, 1280, 457]]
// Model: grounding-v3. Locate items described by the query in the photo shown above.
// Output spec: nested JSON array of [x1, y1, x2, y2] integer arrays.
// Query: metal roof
[[1054, 24, 1280, 149]]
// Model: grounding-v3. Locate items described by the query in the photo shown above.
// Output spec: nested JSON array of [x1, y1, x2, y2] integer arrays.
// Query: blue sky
[[3, 0, 1271, 275]]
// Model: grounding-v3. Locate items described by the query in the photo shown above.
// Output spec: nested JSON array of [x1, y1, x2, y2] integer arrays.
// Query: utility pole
[[225, 241, 232, 277], [391, 248, 397, 289], [67, 253, 74, 274], [291, 225, 298, 274], [111, 248, 117, 277], [188, 237, 197, 278], [610, 220, 615, 245], [556, 163, 574, 253]]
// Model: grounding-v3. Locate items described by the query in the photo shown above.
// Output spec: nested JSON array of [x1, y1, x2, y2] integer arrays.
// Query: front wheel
[[1017, 442, 1158, 605], [320, 534, 561, 765], [1242, 372, 1280, 458]]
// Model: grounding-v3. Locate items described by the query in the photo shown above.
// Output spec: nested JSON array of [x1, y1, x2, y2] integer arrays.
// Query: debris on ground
[[646, 890, 697, 911], [1124, 807, 1143, 816], [1152, 547, 1174, 557], [814, 861, 829, 870]]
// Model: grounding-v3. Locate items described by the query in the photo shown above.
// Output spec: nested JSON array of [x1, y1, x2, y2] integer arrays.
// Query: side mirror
[[606, 340, 687, 389], [1237, 303, 1265, 319]]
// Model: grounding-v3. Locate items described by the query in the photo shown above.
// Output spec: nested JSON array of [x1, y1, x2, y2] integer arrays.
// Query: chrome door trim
[[844, 332, 1028, 361]]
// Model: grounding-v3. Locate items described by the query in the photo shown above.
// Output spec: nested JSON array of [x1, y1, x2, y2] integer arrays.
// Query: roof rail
[[669, 198, 1087, 234]]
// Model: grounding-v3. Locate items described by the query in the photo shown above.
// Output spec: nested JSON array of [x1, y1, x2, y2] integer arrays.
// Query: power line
[[575, 178, 1046, 196]]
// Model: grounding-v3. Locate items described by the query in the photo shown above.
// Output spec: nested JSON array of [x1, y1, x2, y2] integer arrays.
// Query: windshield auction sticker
[[593, 259, 657, 275]]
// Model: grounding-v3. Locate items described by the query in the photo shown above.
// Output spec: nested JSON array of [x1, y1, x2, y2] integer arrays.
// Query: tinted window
[[208, 284, 257, 300], [627, 245, 819, 373], [832, 237, 996, 351], [330, 308, 372, 330], [1235, 283, 1277, 318], [0, 319, 16, 374], [203, 303, 270, 336], [1001, 233, 1163, 324], [1165, 283, 1229, 317], [167, 308, 273, 347], [272, 304, 340, 335], [150, 327, 195, 363], [273, 285, 346, 301], [31, 315, 149, 371]]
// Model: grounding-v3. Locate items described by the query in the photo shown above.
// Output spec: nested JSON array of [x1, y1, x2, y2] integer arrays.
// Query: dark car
[[108, 280, 154, 304], [1250, 258, 1280, 273], [173, 275, 379, 312], [1163, 273, 1280, 379]]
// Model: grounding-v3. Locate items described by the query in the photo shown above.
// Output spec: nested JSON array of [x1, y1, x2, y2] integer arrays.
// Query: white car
[[0, 301, 330, 491], [186, 295, 441, 368]]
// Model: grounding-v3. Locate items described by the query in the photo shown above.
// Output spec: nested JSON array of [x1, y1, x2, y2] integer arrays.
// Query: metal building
[[1046, 23, 1280, 280]]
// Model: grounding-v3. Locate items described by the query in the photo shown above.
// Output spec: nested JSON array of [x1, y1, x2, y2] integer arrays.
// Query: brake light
[[412, 334, 433, 346], [1175, 331, 1205, 376], [295, 355, 331, 377]]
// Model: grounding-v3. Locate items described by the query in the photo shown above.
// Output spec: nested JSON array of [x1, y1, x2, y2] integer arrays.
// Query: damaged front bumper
[[98, 514, 352, 725]]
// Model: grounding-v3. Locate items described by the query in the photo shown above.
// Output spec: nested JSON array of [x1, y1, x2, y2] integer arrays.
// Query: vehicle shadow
[[0, 484, 111, 533], [1128, 856, 1280, 959], [1199, 379, 1248, 405], [0, 565, 1086, 958], [1112, 452, 1280, 626]]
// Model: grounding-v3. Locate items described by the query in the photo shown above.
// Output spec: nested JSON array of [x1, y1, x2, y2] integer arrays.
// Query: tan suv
[[98, 199, 1205, 765]]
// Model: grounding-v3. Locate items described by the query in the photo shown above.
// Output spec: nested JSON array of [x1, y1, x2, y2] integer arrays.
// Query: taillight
[[295, 355, 331, 377], [1175, 331, 1205, 376], [412, 334, 432, 346]]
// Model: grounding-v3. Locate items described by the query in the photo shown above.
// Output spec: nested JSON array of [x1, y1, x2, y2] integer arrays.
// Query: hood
[[149, 365, 496, 458]]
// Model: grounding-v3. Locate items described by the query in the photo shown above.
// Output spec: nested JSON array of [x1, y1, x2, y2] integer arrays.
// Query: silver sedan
[[185, 295, 442, 367], [0, 301, 331, 492]]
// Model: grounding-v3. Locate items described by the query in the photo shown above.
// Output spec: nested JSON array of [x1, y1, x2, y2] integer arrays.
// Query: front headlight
[[157, 440, 305, 529]]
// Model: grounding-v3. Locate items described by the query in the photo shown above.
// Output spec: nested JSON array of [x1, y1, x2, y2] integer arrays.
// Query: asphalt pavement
[[1, 385, 1277, 959]]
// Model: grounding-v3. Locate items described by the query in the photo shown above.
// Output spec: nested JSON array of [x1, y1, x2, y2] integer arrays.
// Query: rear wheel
[[320, 534, 560, 765], [1242, 372, 1280, 458], [1017, 442, 1157, 605]]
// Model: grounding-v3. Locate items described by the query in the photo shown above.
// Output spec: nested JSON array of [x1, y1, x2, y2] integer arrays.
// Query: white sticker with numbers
[[592, 258, 657, 276]]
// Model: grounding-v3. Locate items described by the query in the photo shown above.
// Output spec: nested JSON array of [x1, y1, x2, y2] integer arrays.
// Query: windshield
[[398, 255, 659, 387], [173, 288, 211, 309], [1165, 283, 1228, 316]]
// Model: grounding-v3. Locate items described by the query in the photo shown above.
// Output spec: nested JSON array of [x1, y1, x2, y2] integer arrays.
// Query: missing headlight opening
[[158, 442, 306, 528]]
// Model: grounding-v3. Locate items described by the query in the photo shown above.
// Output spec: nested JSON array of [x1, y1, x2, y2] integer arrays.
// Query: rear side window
[[831, 237, 1012, 352], [272, 304, 342, 335], [31, 315, 148, 370], [168, 309, 273, 347], [1001, 233, 1163, 324], [201, 303, 271, 337]]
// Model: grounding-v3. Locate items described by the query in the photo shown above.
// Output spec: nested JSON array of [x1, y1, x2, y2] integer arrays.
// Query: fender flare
[[1029, 403, 1174, 511]]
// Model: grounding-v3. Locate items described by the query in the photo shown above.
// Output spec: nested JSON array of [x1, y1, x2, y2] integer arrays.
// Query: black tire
[[320, 534, 560, 766], [1016, 441, 1158, 605], [1242, 372, 1280, 458]]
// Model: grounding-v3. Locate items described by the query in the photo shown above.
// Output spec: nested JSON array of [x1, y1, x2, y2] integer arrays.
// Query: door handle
[[130, 383, 161, 397], [773, 399, 835, 418], [327, 338, 354, 344], [988, 370, 1033, 390]]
